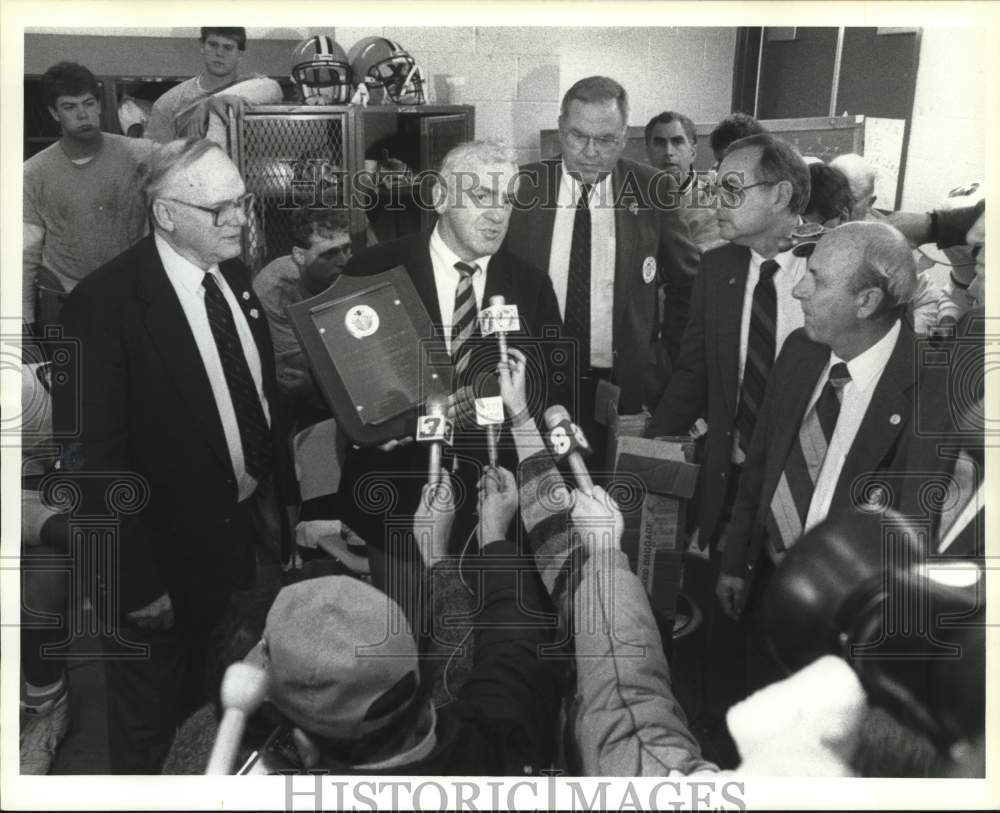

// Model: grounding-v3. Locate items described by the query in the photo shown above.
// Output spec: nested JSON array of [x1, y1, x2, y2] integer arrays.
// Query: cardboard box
[[609, 415, 699, 622]]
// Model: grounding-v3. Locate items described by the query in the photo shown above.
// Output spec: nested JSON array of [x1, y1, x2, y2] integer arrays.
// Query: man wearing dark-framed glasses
[[51, 137, 299, 773], [645, 132, 811, 732], [506, 75, 699, 469], [159, 191, 255, 226]]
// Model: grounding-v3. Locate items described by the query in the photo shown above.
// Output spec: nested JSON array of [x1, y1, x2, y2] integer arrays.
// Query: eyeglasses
[[316, 242, 352, 262], [564, 128, 623, 153], [161, 192, 255, 226], [710, 178, 778, 197]]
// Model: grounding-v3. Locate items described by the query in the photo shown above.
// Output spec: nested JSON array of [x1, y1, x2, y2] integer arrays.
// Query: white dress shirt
[[548, 168, 616, 369], [428, 226, 490, 355], [156, 232, 270, 501], [731, 246, 808, 462], [803, 319, 902, 532]]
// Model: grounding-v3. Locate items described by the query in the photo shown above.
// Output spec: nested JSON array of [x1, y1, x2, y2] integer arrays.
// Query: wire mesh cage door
[[232, 109, 348, 273]]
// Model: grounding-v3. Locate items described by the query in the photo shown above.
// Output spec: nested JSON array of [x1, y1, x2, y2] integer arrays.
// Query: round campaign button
[[642, 256, 657, 284]]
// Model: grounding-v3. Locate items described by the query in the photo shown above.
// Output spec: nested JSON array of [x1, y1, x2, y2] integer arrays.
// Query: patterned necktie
[[202, 272, 272, 483], [767, 362, 852, 553], [565, 183, 592, 368], [451, 261, 479, 374], [734, 259, 780, 454]]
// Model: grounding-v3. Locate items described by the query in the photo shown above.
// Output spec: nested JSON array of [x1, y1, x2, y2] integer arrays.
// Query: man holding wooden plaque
[[335, 140, 564, 559]]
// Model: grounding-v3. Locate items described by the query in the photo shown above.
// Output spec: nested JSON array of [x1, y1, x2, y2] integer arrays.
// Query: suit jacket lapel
[[833, 326, 916, 507], [219, 260, 264, 349], [527, 159, 560, 275], [408, 236, 443, 328], [135, 237, 231, 471], [219, 259, 279, 407], [713, 244, 751, 416], [612, 159, 638, 338]]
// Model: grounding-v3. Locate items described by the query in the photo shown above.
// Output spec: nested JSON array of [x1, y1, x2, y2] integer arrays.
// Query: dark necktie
[[767, 362, 852, 552], [451, 261, 479, 374], [565, 183, 592, 369], [734, 259, 780, 454], [202, 272, 272, 483]]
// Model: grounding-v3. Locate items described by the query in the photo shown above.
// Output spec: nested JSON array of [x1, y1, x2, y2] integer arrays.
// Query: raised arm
[[569, 486, 717, 776]]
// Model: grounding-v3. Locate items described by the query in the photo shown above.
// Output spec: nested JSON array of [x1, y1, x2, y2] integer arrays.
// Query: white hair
[[829, 153, 877, 202]]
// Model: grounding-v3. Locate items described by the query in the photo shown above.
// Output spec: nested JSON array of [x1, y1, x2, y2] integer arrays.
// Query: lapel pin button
[[242, 291, 250, 301], [249, 308, 259, 319], [642, 256, 656, 284], [728, 277, 736, 286], [889, 413, 901, 425]]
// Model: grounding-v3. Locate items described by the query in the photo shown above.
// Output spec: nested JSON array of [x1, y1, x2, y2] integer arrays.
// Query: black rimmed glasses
[[709, 177, 778, 197], [162, 192, 255, 226]]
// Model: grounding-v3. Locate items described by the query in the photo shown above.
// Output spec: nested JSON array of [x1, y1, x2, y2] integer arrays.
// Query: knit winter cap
[[258, 576, 420, 741]]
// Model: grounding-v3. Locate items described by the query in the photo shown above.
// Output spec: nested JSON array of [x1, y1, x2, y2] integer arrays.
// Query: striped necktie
[[202, 272, 272, 483], [451, 261, 479, 373], [565, 183, 592, 368], [767, 362, 852, 553], [734, 259, 780, 454]]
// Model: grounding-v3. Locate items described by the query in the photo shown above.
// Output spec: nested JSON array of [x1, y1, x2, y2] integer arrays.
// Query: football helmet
[[347, 36, 425, 105], [290, 35, 352, 104]]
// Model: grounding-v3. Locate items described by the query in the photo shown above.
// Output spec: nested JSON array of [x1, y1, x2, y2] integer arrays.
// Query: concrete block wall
[[24, 26, 737, 166], [338, 26, 737, 164]]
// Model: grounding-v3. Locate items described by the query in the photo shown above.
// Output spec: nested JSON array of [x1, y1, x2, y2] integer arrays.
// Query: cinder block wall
[[26, 26, 736, 165], [339, 26, 737, 164]]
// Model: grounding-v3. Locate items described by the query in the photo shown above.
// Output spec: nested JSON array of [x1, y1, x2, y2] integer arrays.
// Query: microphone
[[543, 405, 593, 496], [475, 394, 505, 469], [205, 661, 269, 774], [479, 295, 519, 364], [416, 395, 452, 487]]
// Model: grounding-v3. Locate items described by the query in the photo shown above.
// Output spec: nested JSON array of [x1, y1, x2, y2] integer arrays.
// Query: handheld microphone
[[475, 395, 505, 469], [543, 405, 594, 496], [479, 295, 519, 364], [205, 661, 268, 774], [417, 395, 452, 487]]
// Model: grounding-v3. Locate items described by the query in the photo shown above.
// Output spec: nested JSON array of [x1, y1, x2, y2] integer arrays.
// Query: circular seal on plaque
[[642, 256, 657, 284], [345, 305, 379, 339]]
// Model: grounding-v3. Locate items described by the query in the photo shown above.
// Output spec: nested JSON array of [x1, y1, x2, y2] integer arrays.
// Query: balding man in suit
[[53, 138, 297, 772], [717, 221, 921, 626]]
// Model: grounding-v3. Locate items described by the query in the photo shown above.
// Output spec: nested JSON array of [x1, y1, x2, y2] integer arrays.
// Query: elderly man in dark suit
[[505, 76, 698, 466], [717, 221, 921, 625], [646, 133, 812, 555], [52, 138, 297, 773], [338, 140, 564, 558]]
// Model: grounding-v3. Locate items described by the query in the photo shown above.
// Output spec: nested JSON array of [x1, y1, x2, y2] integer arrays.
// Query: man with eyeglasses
[[647, 134, 812, 555], [253, 207, 353, 404], [145, 27, 281, 144], [506, 76, 698, 469], [51, 138, 299, 773], [644, 133, 810, 738]]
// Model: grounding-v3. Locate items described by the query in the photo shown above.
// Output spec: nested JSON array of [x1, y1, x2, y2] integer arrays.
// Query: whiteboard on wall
[[864, 117, 906, 210]]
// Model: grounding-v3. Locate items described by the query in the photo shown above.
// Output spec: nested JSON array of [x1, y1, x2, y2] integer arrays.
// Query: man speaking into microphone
[[339, 140, 564, 563]]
